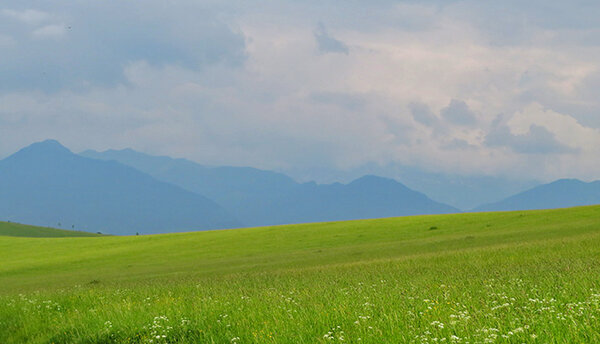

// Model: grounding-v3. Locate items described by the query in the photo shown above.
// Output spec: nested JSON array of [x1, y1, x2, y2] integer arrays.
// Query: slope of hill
[[81, 149, 458, 226], [0, 221, 102, 237], [0, 140, 240, 235], [0, 206, 599, 343], [473, 178, 600, 212]]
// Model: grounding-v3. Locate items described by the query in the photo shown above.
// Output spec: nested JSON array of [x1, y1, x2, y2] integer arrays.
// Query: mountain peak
[[350, 175, 404, 188], [548, 178, 585, 186], [0, 141, 239, 234], [352, 174, 389, 183], [5, 139, 73, 162], [473, 177, 600, 212], [25, 139, 70, 153]]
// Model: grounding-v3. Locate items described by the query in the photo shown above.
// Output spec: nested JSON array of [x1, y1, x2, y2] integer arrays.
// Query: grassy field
[[0, 221, 102, 238], [1, 206, 599, 343]]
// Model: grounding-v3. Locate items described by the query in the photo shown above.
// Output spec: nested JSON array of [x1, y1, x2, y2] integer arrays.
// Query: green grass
[[0, 221, 103, 238], [1, 206, 599, 343]]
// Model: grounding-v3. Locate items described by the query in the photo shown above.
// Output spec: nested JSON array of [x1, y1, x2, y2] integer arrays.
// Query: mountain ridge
[[473, 178, 600, 212], [81, 148, 459, 227], [0, 140, 240, 235]]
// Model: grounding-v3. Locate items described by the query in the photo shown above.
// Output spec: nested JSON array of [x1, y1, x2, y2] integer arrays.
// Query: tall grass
[[1, 206, 599, 343]]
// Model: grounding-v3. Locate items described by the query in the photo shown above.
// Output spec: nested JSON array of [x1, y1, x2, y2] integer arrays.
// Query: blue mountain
[[81, 148, 459, 226], [473, 179, 600, 212], [270, 175, 459, 224], [0, 140, 240, 235], [285, 164, 539, 210]]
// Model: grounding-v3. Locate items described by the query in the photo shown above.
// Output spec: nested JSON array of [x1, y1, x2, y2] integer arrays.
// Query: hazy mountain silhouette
[[473, 179, 600, 212], [285, 164, 540, 210], [270, 175, 459, 224], [0, 140, 240, 235], [82, 148, 459, 226]]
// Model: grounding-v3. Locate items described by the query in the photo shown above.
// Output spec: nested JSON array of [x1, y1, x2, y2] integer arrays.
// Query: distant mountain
[[284, 164, 540, 210], [0, 140, 240, 235], [81, 149, 459, 226], [473, 179, 600, 212], [81, 148, 298, 201], [270, 175, 459, 224]]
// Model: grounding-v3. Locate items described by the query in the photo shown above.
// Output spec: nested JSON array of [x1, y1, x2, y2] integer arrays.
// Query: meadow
[[0, 221, 102, 238], [1, 206, 599, 343]]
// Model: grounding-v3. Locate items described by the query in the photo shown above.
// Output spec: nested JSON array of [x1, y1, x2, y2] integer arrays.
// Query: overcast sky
[[2, 1, 600, 182]]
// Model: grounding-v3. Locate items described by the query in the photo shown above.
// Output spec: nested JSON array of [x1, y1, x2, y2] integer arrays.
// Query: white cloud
[[32, 24, 66, 38], [507, 103, 600, 152], [2, 9, 49, 24], [1, 1, 600, 182]]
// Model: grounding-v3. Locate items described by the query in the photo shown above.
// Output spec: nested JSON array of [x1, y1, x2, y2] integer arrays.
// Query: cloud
[[409, 102, 438, 127], [442, 138, 477, 151], [2, 9, 49, 24], [309, 91, 366, 111], [486, 117, 577, 154], [0, 2, 247, 92], [314, 22, 349, 55], [32, 24, 66, 38], [441, 99, 478, 126], [507, 103, 600, 151], [1, 1, 600, 182]]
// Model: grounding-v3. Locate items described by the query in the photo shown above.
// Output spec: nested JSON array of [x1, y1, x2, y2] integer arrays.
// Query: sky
[[1, 0, 600, 183]]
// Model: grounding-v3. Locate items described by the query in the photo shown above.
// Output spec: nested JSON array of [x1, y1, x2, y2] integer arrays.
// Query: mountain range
[[0, 140, 238, 235], [473, 179, 600, 212], [284, 164, 540, 210], [81, 148, 459, 227], [1, 140, 598, 235]]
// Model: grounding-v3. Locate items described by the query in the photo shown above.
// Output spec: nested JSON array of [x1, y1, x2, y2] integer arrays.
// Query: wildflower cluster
[[146, 315, 172, 343]]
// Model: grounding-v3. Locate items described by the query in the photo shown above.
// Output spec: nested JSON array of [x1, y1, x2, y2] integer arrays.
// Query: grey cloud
[[478, 0, 600, 31], [485, 115, 577, 154], [441, 99, 478, 126], [442, 138, 477, 151], [559, 72, 600, 129], [408, 102, 438, 127], [0, 2, 246, 92], [444, 0, 600, 46], [2, 1, 600, 182], [309, 92, 366, 111], [314, 22, 349, 55], [408, 100, 473, 138], [378, 114, 413, 145], [513, 67, 600, 130]]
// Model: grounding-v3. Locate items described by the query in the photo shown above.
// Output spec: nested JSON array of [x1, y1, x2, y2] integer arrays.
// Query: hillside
[[474, 178, 600, 212], [81, 149, 458, 226], [1, 206, 599, 343], [0, 221, 102, 237], [0, 140, 240, 235]]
